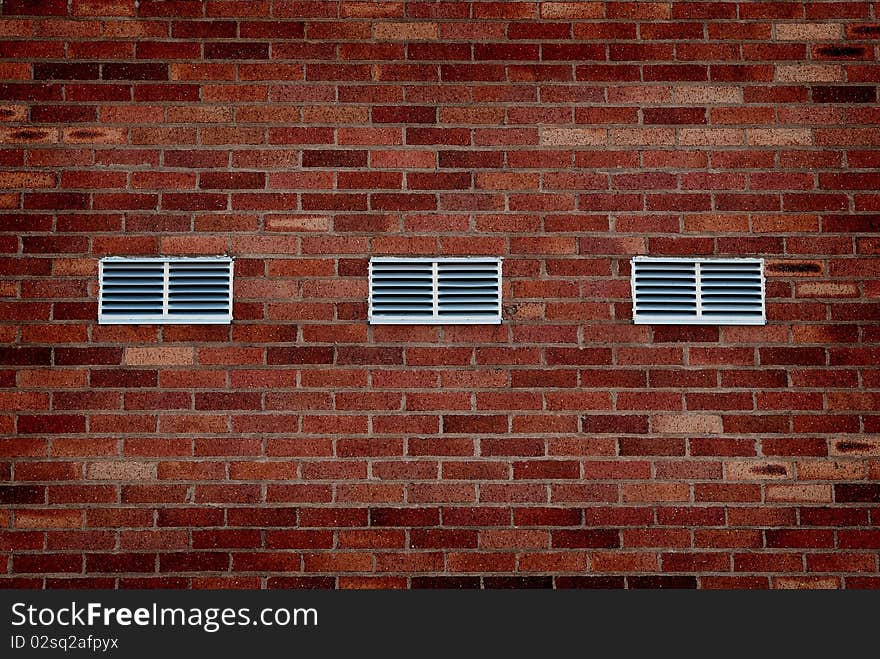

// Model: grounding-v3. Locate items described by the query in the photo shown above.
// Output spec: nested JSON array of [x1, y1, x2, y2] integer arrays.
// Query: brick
[[812, 86, 877, 103], [34, 63, 100, 80], [374, 22, 438, 40], [835, 485, 880, 503], [581, 415, 649, 434], [87, 461, 154, 480], [746, 128, 813, 146], [540, 128, 605, 146], [653, 415, 723, 434], [124, 348, 194, 366], [777, 64, 844, 82], [541, 2, 603, 18], [776, 23, 842, 41], [0, 127, 58, 144], [679, 128, 742, 146], [643, 107, 706, 125]]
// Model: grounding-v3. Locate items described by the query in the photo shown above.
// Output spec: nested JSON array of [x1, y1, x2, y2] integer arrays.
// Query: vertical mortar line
[[432, 260, 439, 321], [162, 260, 170, 318]]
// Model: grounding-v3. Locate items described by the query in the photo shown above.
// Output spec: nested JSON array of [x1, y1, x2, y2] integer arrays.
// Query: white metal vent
[[99, 256, 234, 324], [631, 257, 765, 325], [369, 257, 502, 324]]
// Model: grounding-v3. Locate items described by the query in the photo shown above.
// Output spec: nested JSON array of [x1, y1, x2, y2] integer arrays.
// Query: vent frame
[[631, 256, 766, 325], [98, 256, 234, 325], [369, 256, 503, 325]]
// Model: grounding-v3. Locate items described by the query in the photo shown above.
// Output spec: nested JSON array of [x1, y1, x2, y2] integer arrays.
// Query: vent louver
[[369, 257, 502, 324], [631, 257, 765, 325], [99, 257, 233, 325]]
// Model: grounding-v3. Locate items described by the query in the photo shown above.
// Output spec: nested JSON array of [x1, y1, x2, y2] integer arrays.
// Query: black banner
[[0, 590, 873, 657]]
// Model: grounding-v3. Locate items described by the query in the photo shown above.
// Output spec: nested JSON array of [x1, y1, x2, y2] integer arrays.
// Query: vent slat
[[102, 303, 164, 309], [370, 257, 502, 324], [373, 282, 433, 286], [632, 257, 765, 325], [99, 257, 233, 325]]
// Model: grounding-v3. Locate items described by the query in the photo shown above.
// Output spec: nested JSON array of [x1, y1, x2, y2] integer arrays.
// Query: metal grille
[[99, 256, 233, 325], [369, 257, 502, 324], [632, 257, 765, 325]]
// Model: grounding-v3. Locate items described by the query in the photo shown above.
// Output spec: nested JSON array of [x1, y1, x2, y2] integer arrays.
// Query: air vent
[[369, 257, 502, 324], [99, 256, 233, 325], [631, 257, 765, 325]]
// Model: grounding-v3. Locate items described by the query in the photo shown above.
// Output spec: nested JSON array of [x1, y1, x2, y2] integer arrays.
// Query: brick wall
[[1, 0, 879, 589]]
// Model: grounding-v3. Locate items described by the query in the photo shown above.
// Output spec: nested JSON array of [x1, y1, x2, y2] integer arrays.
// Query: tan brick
[[374, 22, 438, 41], [797, 460, 866, 480], [746, 128, 812, 146], [609, 128, 675, 146], [0, 127, 58, 144], [61, 127, 127, 144], [830, 437, 880, 457], [796, 282, 859, 298], [776, 23, 842, 41], [540, 128, 606, 146], [267, 215, 331, 232], [673, 86, 742, 104], [0, 105, 28, 122], [124, 347, 194, 366], [774, 576, 840, 590], [653, 414, 722, 434], [766, 484, 833, 502], [88, 461, 156, 480], [726, 461, 793, 480], [678, 128, 743, 146], [776, 64, 843, 83], [540, 2, 603, 18]]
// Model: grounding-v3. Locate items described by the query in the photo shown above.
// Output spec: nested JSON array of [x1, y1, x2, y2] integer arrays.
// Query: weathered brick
[[124, 348, 194, 366], [776, 23, 842, 41], [777, 64, 844, 83], [653, 415, 723, 434]]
